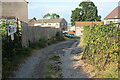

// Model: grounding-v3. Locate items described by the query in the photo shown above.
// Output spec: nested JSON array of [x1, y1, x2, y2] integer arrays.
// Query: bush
[[82, 24, 119, 78], [56, 32, 65, 41], [29, 39, 47, 48]]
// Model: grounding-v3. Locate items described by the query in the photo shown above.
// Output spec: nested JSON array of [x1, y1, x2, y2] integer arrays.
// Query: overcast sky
[[26, 0, 119, 23]]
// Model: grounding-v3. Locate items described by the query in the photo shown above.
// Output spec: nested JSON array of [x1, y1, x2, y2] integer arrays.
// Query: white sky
[[28, 0, 119, 23], [1, 0, 119, 23]]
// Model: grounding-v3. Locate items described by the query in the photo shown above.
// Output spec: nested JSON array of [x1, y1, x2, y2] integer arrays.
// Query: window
[[41, 24, 44, 25], [61, 23, 64, 26], [48, 23, 51, 25]]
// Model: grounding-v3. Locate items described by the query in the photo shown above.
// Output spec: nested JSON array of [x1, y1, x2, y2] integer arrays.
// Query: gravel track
[[61, 39, 90, 78], [14, 38, 90, 78], [14, 39, 76, 78]]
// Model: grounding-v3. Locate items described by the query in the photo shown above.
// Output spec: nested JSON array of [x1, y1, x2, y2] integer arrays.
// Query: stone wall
[[22, 24, 61, 47]]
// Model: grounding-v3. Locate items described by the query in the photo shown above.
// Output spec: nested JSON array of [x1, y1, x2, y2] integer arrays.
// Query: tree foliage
[[43, 13, 51, 19], [71, 1, 101, 26], [43, 13, 60, 19], [33, 17, 37, 20], [71, 8, 81, 26], [82, 24, 119, 78]]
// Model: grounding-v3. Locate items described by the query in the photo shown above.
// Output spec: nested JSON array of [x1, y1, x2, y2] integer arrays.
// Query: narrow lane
[[14, 39, 77, 78], [61, 39, 90, 78]]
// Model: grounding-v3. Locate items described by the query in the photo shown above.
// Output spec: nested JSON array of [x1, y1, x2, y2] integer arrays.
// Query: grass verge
[[49, 56, 60, 61], [3, 35, 65, 78], [82, 61, 118, 78], [45, 55, 62, 78], [2, 47, 32, 78]]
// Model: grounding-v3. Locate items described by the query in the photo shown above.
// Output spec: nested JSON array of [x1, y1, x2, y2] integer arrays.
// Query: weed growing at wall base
[[29, 32, 65, 49]]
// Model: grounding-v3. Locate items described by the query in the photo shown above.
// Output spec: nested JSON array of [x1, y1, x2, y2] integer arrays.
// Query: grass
[[45, 54, 62, 78], [45, 69, 61, 78], [45, 63, 62, 78], [29, 39, 47, 49], [44, 72, 63, 78], [49, 56, 60, 61], [3, 31, 65, 78], [3, 36, 65, 78], [96, 62, 118, 78], [47, 63, 61, 72], [44, 72, 58, 78], [83, 61, 118, 78], [3, 47, 32, 78], [29, 36, 65, 49], [47, 64, 55, 70]]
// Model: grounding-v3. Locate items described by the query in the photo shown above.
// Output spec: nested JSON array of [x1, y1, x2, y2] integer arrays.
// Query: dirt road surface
[[14, 38, 90, 78], [61, 39, 90, 78]]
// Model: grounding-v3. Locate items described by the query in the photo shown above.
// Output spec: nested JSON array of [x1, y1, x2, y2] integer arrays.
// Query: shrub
[[29, 39, 47, 48], [56, 32, 64, 41], [82, 24, 119, 78]]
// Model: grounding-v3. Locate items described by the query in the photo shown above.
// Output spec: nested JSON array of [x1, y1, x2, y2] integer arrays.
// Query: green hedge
[[82, 24, 119, 77]]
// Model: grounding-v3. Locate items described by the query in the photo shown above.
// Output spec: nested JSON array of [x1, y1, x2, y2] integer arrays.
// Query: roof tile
[[105, 6, 120, 19]]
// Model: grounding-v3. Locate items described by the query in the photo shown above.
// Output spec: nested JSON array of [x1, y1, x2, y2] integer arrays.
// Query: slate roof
[[105, 6, 120, 19]]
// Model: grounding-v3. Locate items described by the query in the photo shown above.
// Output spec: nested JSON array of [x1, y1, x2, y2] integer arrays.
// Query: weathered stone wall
[[22, 25, 61, 47]]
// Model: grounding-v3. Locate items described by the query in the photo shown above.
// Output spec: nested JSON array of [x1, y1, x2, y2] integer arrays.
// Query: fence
[[21, 23, 61, 47]]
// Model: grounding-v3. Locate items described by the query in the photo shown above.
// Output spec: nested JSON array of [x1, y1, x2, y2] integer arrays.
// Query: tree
[[51, 13, 57, 19], [33, 17, 37, 20], [43, 13, 60, 19], [43, 13, 51, 19], [56, 15, 60, 18], [71, 8, 81, 26], [71, 1, 101, 26]]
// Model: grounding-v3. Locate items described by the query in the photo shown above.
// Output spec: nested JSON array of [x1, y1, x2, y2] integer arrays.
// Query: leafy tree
[[43, 13, 51, 19], [33, 17, 37, 20], [43, 13, 60, 19], [56, 15, 60, 18], [51, 13, 57, 19], [71, 8, 81, 26], [71, 1, 101, 26]]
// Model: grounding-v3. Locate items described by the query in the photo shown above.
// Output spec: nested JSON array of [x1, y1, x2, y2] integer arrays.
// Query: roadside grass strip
[[45, 55, 62, 78]]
